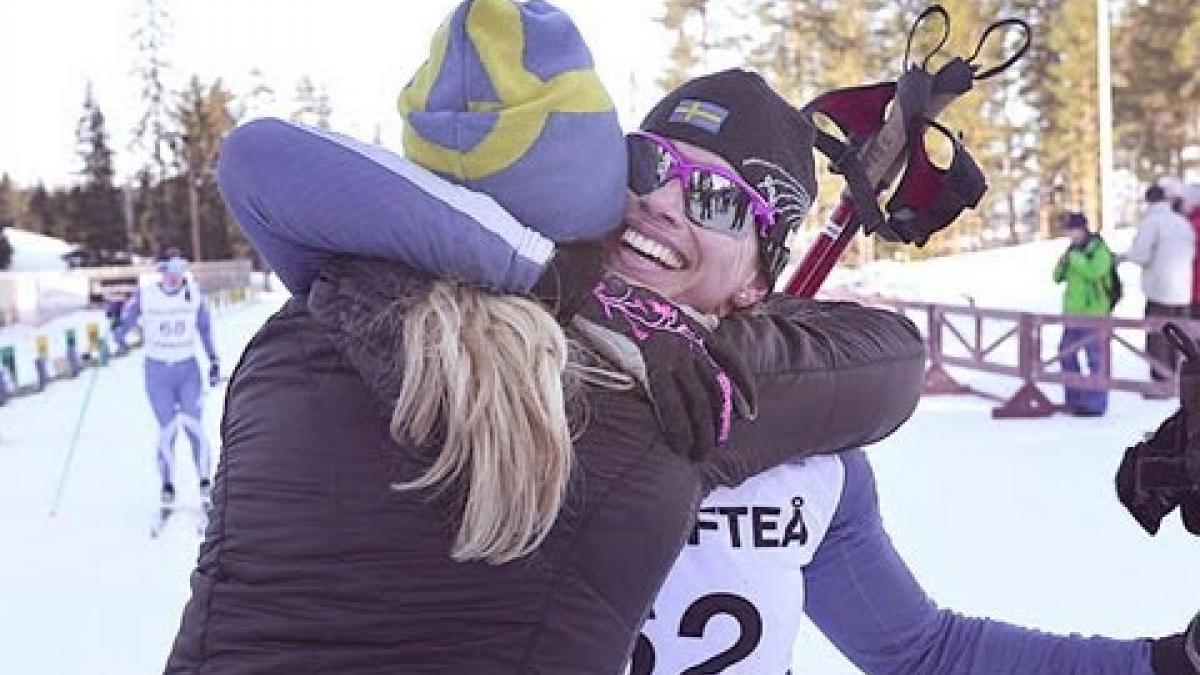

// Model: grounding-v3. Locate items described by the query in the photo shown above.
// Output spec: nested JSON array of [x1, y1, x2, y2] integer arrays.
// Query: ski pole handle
[[785, 58, 975, 297]]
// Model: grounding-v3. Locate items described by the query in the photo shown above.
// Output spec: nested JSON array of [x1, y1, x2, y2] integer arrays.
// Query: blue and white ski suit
[[116, 280, 218, 487]]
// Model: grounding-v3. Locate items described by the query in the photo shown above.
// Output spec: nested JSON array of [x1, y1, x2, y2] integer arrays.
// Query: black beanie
[[640, 69, 818, 283]]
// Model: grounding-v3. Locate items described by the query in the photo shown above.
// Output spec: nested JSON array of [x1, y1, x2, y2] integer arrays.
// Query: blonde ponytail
[[390, 282, 575, 564]]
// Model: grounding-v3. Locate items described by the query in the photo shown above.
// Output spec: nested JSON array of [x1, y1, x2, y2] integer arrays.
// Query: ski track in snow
[[3, 235, 1199, 674]]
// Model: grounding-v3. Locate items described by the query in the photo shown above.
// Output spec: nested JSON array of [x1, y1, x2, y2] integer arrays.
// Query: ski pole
[[785, 56, 971, 297], [784, 12, 1030, 298], [47, 355, 103, 517]]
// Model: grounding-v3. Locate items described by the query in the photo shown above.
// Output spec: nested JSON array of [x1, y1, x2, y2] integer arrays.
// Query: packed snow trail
[[0, 292, 287, 675]]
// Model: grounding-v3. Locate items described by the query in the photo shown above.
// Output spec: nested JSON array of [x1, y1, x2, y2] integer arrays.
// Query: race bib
[[631, 456, 844, 674]]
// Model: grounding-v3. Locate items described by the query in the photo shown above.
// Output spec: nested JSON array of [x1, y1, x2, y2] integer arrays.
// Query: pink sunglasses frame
[[628, 130, 777, 237]]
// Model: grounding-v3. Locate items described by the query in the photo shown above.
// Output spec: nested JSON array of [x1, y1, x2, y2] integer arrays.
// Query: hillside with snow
[[3, 228, 72, 272], [826, 226, 1142, 315]]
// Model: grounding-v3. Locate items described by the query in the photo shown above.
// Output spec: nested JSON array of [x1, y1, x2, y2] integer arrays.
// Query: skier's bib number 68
[[629, 592, 763, 675], [158, 319, 187, 337]]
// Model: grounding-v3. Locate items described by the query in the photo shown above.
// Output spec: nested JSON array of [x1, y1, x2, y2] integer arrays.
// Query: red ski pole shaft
[[785, 201, 858, 297]]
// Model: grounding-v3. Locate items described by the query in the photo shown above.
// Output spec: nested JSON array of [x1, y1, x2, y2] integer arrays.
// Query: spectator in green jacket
[[1052, 211, 1116, 416]]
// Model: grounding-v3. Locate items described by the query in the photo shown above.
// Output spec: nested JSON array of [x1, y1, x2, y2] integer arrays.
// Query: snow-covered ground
[[2, 235, 1198, 674], [0, 297, 283, 674]]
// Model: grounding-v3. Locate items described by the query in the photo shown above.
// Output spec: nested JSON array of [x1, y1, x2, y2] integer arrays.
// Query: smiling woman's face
[[606, 139, 768, 317]]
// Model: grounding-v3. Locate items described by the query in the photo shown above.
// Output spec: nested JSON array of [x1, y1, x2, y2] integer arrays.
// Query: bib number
[[630, 592, 763, 675], [158, 319, 187, 338]]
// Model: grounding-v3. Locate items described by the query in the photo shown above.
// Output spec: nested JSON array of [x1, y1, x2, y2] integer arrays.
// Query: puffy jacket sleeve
[[700, 295, 926, 488], [216, 118, 554, 295]]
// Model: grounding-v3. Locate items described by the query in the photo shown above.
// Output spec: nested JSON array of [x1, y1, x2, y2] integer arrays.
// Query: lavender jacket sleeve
[[196, 300, 217, 364], [113, 290, 142, 348], [805, 451, 1155, 675], [216, 118, 555, 296]]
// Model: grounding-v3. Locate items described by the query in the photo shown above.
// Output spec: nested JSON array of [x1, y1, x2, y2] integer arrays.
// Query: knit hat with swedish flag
[[399, 0, 626, 243]]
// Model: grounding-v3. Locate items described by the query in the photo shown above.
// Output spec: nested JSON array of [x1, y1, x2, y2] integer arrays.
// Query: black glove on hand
[[1152, 612, 1200, 675], [1117, 323, 1200, 536], [530, 240, 607, 324], [208, 361, 221, 387], [572, 276, 754, 462]]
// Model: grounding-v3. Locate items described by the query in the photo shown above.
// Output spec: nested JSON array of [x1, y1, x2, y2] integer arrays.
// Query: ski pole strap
[[903, 5, 951, 71], [966, 17, 1033, 81], [811, 128, 884, 233]]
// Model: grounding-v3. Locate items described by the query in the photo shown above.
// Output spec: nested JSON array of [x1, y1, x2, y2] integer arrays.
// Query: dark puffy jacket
[[164, 259, 925, 674]]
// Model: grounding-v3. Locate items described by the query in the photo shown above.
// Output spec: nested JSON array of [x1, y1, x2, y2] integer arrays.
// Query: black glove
[[530, 240, 607, 324], [208, 361, 221, 387], [1116, 323, 1200, 536], [1152, 611, 1200, 675], [572, 276, 754, 461], [1116, 434, 1185, 535]]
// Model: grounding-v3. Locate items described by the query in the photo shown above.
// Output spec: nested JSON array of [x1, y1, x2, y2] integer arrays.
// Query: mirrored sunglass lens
[[684, 170, 752, 235], [627, 136, 670, 195]]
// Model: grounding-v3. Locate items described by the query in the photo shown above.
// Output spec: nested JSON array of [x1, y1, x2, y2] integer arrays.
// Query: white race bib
[[631, 455, 845, 675], [139, 280, 200, 363]]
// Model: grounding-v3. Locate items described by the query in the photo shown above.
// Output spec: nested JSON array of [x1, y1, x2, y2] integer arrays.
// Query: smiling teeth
[[622, 229, 683, 270]]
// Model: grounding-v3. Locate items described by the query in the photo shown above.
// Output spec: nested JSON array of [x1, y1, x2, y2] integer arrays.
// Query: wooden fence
[[874, 299, 1197, 418]]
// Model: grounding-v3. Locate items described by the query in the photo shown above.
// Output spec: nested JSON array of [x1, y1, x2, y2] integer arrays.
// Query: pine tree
[[174, 76, 239, 260], [1017, 0, 1066, 238], [0, 225, 12, 271], [131, 0, 176, 254], [1114, 0, 1200, 181], [75, 84, 128, 256], [1042, 0, 1100, 226], [0, 172, 13, 270], [1182, 4, 1200, 175], [25, 184, 59, 238], [0, 174, 16, 227]]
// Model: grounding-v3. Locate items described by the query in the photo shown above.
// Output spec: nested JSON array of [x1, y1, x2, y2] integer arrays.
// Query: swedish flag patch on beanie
[[399, 0, 626, 243]]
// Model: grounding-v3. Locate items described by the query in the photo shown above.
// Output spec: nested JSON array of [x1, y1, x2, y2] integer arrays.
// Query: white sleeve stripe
[[289, 120, 555, 268]]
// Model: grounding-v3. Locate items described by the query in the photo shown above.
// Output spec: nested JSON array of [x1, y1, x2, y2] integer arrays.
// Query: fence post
[[993, 313, 1057, 418], [34, 335, 50, 391], [65, 328, 82, 377], [922, 305, 969, 395], [0, 345, 14, 405], [86, 322, 107, 367]]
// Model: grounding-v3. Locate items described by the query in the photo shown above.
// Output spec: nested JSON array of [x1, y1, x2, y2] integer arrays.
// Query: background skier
[[114, 255, 220, 511]]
